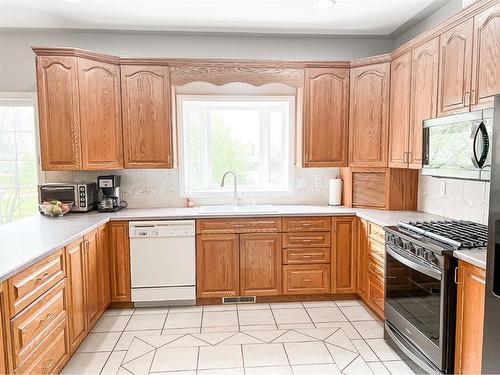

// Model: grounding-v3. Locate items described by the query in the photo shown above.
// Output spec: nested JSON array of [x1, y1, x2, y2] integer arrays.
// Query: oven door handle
[[386, 245, 442, 281]]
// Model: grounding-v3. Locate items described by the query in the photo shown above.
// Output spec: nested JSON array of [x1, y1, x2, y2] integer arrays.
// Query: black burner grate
[[398, 220, 488, 249]]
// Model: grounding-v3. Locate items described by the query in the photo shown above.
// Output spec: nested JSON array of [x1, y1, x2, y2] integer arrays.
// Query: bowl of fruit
[[39, 201, 74, 217]]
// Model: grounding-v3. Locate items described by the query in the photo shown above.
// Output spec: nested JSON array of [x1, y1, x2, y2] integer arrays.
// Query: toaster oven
[[38, 183, 97, 212]]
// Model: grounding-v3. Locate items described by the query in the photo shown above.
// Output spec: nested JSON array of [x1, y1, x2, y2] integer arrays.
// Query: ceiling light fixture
[[313, 0, 336, 10]]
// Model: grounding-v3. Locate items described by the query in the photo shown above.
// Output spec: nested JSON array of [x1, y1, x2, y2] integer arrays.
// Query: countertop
[[0, 205, 465, 282], [453, 249, 487, 270]]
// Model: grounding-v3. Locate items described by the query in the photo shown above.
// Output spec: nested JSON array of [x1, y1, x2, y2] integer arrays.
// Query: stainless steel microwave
[[38, 182, 97, 212], [422, 109, 493, 181]]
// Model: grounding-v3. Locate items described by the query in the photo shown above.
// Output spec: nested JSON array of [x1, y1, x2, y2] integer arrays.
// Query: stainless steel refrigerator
[[482, 94, 500, 373]]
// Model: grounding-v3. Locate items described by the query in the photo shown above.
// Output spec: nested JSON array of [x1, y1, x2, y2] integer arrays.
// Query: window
[[0, 94, 39, 224], [178, 95, 294, 197]]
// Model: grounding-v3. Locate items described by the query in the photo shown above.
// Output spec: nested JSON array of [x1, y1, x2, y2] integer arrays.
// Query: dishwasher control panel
[[129, 220, 196, 238]]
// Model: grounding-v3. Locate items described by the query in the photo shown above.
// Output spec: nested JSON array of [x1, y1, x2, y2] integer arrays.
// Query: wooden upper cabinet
[[331, 217, 357, 294], [36, 56, 81, 170], [121, 65, 173, 168], [438, 19, 474, 116], [78, 59, 123, 170], [240, 233, 282, 296], [409, 37, 439, 169], [349, 62, 390, 168], [455, 260, 486, 374], [303, 68, 349, 167], [196, 234, 239, 298], [389, 52, 412, 168], [471, 3, 500, 109]]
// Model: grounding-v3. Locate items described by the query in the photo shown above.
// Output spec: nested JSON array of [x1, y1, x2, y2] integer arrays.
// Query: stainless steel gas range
[[383, 220, 488, 374]]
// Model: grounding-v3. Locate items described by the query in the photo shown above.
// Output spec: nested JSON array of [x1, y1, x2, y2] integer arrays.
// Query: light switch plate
[[440, 180, 447, 196], [296, 176, 308, 190], [314, 177, 322, 190]]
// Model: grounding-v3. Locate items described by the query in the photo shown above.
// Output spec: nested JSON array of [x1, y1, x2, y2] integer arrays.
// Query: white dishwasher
[[129, 220, 196, 306]]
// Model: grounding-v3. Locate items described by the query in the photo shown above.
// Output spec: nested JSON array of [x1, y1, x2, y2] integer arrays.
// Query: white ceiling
[[0, 0, 446, 36]]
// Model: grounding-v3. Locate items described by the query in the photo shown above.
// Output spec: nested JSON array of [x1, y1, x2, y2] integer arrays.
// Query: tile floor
[[62, 300, 414, 375]]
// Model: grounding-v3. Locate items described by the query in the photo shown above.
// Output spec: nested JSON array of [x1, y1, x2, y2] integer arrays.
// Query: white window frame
[[177, 95, 295, 198]]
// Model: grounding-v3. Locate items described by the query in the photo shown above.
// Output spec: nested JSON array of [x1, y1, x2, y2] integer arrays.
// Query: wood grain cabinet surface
[[438, 19, 474, 116], [471, 3, 500, 110], [303, 67, 349, 167], [78, 59, 123, 170], [455, 260, 486, 375], [389, 52, 412, 168], [356, 219, 369, 300], [36, 56, 82, 171], [349, 62, 390, 168], [121, 65, 173, 168], [98, 225, 111, 313], [0, 282, 9, 375], [83, 230, 100, 330], [331, 217, 357, 294], [283, 265, 330, 295], [240, 234, 282, 296], [109, 222, 131, 303], [409, 37, 439, 169]]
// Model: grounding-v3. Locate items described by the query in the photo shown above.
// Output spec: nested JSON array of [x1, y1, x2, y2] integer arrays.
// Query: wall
[[0, 28, 394, 92], [418, 175, 490, 224]]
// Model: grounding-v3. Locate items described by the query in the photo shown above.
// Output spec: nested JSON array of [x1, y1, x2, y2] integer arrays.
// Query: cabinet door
[[78, 58, 123, 170], [240, 233, 282, 296], [121, 65, 173, 168], [349, 63, 390, 167], [389, 52, 412, 168], [196, 234, 239, 298], [438, 19, 474, 116], [409, 38, 439, 169], [65, 239, 87, 353], [303, 68, 349, 167], [471, 3, 500, 110], [357, 219, 369, 300], [0, 282, 9, 374], [36, 56, 81, 171], [84, 230, 100, 329], [455, 261, 486, 374], [98, 225, 111, 313], [109, 222, 131, 302], [331, 217, 357, 293]]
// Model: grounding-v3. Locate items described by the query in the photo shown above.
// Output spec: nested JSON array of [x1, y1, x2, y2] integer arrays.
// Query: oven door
[[385, 244, 445, 370]]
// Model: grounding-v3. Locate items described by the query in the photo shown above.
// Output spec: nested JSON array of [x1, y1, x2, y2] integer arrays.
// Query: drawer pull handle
[[41, 313, 54, 323], [301, 255, 312, 258], [35, 272, 50, 283], [41, 358, 55, 370], [301, 223, 313, 226], [234, 224, 244, 227], [302, 239, 313, 242], [302, 278, 312, 282]]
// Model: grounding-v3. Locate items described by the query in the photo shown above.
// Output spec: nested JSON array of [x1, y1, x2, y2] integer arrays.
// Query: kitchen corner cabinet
[[438, 19, 474, 116], [109, 222, 132, 303], [388, 52, 412, 168], [303, 67, 349, 167], [78, 59, 123, 170], [471, 3, 500, 110], [454, 260, 486, 375], [36, 56, 82, 170], [121, 65, 173, 168], [349, 62, 390, 168], [331, 217, 357, 294], [409, 37, 439, 169]]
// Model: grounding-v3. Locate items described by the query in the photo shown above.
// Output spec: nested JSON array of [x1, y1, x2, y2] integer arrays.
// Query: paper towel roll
[[328, 178, 342, 206]]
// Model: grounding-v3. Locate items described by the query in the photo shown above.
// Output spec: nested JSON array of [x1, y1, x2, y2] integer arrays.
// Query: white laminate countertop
[[453, 249, 487, 270], [0, 205, 464, 282]]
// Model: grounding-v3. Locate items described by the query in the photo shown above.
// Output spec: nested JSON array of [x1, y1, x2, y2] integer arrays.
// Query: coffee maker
[[97, 175, 126, 212]]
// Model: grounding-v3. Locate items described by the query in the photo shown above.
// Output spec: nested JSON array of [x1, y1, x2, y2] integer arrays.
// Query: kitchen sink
[[198, 205, 278, 214]]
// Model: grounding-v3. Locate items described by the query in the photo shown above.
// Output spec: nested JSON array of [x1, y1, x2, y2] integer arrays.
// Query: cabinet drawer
[[368, 239, 385, 264], [283, 248, 330, 264], [368, 273, 384, 315], [282, 217, 331, 232], [15, 319, 69, 374], [8, 249, 65, 317], [196, 218, 281, 234], [368, 256, 384, 282], [11, 279, 67, 368], [283, 232, 330, 248], [283, 265, 330, 295], [368, 222, 385, 244]]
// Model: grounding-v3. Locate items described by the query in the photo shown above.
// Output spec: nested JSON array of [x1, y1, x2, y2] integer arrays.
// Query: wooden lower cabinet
[[196, 234, 240, 298], [0, 282, 10, 374], [240, 234, 282, 296], [357, 219, 369, 300], [331, 217, 357, 294], [283, 265, 330, 295], [83, 230, 100, 329], [98, 225, 111, 312], [109, 221, 131, 302], [367, 273, 384, 317], [455, 260, 486, 374]]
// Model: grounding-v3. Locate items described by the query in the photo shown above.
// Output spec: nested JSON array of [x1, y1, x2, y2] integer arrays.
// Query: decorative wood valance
[[169, 65, 305, 87]]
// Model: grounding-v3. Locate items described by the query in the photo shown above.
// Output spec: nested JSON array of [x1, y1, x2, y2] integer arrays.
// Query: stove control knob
[[426, 252, 437, 264], [395, 237, 404, 248], [415, 247, 424, 257], [404, 242, 415, 253]]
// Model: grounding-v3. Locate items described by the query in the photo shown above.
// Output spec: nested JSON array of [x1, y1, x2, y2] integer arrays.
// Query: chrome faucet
[[220, 171, 240, 205]]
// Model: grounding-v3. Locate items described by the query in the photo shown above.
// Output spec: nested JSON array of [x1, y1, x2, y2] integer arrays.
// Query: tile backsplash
[[418, 174, 490, 224], [42, 167, 339, 208]]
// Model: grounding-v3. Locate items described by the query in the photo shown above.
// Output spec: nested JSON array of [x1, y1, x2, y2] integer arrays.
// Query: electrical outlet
[[296, 176, 308, 190], [440, 180, 447, 196], [314, 177, 322, 190]]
